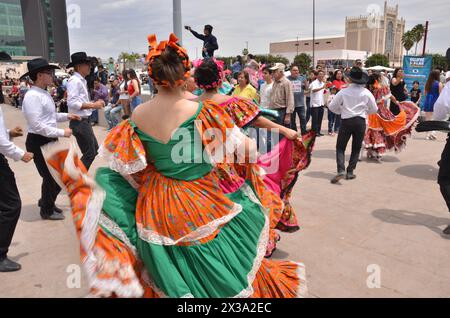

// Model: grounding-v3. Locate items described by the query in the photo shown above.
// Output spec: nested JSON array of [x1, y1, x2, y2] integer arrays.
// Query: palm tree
[[402, 31, 415, 56], [411, 24, 425, 56]]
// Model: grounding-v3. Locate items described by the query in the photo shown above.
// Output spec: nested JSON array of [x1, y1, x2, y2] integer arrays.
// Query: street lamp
[[312, 0, 316, 68], [295, 36, 300, 57], [173, 0, 183, 45]]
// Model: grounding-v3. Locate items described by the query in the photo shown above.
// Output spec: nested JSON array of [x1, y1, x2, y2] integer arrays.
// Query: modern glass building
[[0, 0, 26, 56], [0, 0, 70, 62]]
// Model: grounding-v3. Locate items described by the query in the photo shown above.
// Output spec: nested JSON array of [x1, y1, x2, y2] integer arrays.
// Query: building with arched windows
[[345, 2, 405, 67], [270, 2, 405, 68]]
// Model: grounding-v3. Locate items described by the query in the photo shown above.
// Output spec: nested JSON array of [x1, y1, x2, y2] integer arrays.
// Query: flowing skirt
[[42, 142, 307, 298], [365, 101, 420, 157]]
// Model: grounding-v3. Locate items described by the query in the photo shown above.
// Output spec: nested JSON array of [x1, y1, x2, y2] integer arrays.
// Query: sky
[[66, 0, 450, 61]]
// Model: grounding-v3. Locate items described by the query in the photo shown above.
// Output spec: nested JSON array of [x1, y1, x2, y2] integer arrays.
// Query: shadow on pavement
[[377, 155, 401, 163], [271, 249, 290, 260], [10, 252, 29, 262], [395, 164, 439, 181], [372, 209, 450, 239], [312, 149, 337, 160], [20, 205, 42, 223], [304, 171, 338, 181]]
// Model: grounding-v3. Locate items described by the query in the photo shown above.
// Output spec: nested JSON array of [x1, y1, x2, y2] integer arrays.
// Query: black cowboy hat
[[0, 51, 12, 61], [67, 52, 92, 69], [346, 67, 369, 85], [20, 58, 60, 80]]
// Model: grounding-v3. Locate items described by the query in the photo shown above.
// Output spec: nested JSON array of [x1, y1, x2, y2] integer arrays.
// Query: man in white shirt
[[432, 48, 450, 235], [0, 105, 34, 272], [259, 66, 273, 109], [66, 52, 105, 170], [329, 67, 378, 184], [21, 58, 81, 221], [309, 70, 327, 136]]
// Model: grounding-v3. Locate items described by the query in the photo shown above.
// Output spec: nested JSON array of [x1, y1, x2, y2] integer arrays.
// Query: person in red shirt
[[10, 80, 19, 107]]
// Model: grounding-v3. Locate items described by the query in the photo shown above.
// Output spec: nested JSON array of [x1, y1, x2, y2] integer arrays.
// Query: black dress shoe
[[0, 258, 22, 273], [346, 172, 357, 180], [41, 212, 65, 221], [443, 225, 450, 235], [54, 206, 63, 214], [38, 200, 63, 214], [331, 173, 345, 184]]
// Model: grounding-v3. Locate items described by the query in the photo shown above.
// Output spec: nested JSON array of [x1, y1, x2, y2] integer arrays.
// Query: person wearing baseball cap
[[269, 63, 294, 131]]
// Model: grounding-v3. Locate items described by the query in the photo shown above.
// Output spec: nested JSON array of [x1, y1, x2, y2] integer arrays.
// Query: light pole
[[312, 0, 315, 68], [295, 36, 300, 57], [173, 0, 183, 45]]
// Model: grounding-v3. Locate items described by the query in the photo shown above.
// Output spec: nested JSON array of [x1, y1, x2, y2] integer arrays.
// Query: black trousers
[[70, 119, 99, 170], [291, 107, 307, 135], [26, 133, 60, 216], [0, 154, 21, 259], [438, 135, 450, 213], [311, 106, 324, 135], [336, 117, 366, 174]]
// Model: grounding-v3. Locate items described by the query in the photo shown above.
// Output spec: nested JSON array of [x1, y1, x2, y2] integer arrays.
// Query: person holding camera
[[185, 25, 218, 58], [0, 104, 33, 272], [67, 52, 105, 170], [21, 58, 81, 221]]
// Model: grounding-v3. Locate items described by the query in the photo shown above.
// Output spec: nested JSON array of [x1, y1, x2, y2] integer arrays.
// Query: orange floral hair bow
[[146, 33, 191, 88]]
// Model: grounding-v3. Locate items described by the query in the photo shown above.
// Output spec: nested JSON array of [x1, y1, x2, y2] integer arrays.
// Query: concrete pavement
[[0, 103, 449, 298]]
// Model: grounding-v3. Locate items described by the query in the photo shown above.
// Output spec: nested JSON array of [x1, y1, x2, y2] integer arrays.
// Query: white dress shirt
[[433, 82, 450, 121], [22, 86, 69, 138], [260, 82, 273, 108], [67, 72, 92, 118], [0, 106, 25, 161], [309, 79, 325, 107], [329, 84, 378, 120]]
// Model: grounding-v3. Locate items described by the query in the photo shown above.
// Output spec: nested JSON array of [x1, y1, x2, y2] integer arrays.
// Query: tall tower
[[20, 0, 70, 63]]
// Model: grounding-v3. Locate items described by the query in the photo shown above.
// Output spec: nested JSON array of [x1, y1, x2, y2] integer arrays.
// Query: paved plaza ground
[[1, 103, 449, 298]]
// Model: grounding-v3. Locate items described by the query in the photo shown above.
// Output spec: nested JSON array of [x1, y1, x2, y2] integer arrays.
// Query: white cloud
[[100, 0, 138, 10], [67, 0, 450, 60]]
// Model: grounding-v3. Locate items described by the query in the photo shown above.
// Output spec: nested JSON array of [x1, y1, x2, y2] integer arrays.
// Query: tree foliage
[[365, 54, 389, 67], [118, 52, 141, 68], [292, 53, 313, 73], [402, 31, 415, 55], [411, 24, 425, 55], [431, 54, 449, 71]]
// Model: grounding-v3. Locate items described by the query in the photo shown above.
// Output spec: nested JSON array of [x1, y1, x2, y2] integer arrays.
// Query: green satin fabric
[[96, 167, 266, 298]]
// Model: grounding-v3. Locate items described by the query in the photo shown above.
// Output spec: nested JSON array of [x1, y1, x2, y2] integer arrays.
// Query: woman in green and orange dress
[[42, 34, 306, 298], [194, 59, 315, 257]]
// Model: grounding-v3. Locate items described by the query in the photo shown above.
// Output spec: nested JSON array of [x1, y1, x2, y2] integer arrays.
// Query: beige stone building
[[345, 2, 405, 66], [270, 2, 405, 68]]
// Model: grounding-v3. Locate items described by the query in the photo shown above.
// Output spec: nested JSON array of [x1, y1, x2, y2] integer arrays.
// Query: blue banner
[[403, 55, 433, 109]]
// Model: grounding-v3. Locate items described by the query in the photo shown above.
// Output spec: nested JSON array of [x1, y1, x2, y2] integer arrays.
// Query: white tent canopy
[[366, 65, 395, 72]]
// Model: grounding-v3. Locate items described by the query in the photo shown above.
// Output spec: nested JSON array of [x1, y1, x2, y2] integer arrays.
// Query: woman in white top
[[118, 69, 131, 116]]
